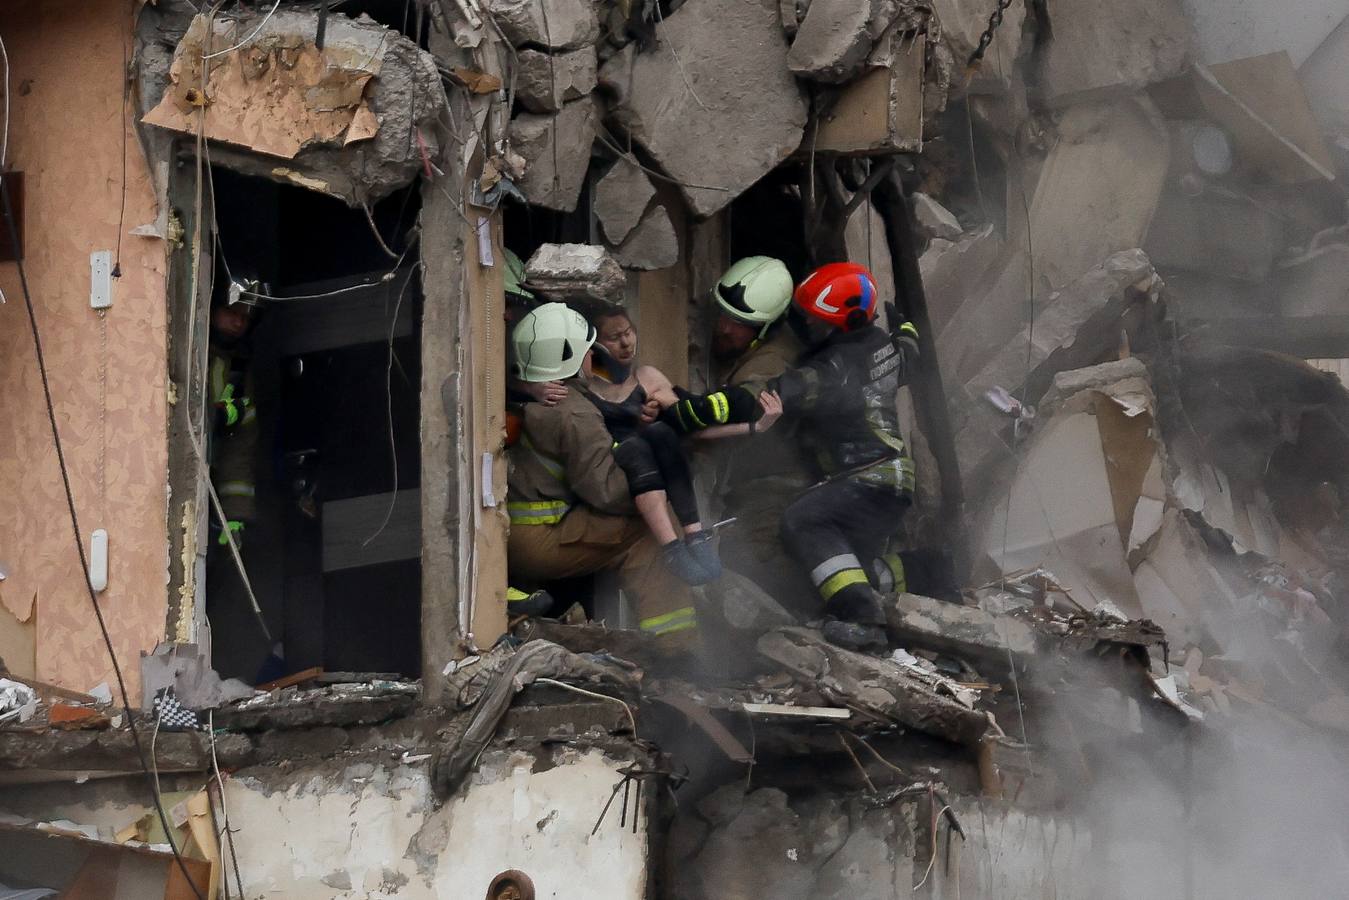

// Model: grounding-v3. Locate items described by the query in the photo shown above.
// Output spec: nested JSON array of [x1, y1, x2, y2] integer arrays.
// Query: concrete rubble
[[1036, 0, 1195, 106], [8, 0, 1349, 896], [786, 0, 903, 84], [515, 47, 599, 113], [141, 9, 448, 205], [613, 203, 679, 270], [594, 160, 658, 245], [599, 0, 808, 217], [484, 0, 601, 49], [510, 99, 600, 212], [524, 242, 627, 304]]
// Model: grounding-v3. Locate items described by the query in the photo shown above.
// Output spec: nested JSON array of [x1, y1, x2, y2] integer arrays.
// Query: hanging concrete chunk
[[964, 249, 1159, 403], [600, 0, 808, 218], [141, 10, 447, 205], [911, 192, 962, 241], [594, 161, 656, 244], [510, 99, 598, 212], [524, 243, 627, 305], [482, 0, 600, 49], [515, 47, 598, 113], [616, 204, 679, 270], [786, 0, 900, 83], [1037, 0, 1194, 107]]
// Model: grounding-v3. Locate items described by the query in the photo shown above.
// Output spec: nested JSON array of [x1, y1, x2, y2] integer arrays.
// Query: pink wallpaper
[[0, 0, 168, 698]]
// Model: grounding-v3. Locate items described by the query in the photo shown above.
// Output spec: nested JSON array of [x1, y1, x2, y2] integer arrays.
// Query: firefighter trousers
[[780, 478, 910, 613], [508, 507, 698, 650]]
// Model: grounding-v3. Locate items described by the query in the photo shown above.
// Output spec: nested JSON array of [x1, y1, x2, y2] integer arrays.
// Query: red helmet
[[793, 263, 879, 332]]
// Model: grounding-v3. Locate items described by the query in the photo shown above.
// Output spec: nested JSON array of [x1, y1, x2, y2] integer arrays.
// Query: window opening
[[204, 167, 423, 682]]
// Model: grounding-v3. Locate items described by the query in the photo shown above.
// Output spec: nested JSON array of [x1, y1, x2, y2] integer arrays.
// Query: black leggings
[[612, 421, 701, 527]]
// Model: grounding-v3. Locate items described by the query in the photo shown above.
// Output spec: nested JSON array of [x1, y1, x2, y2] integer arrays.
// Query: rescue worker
[[770, 262, 921, 650], [209, 295, 260, 547], [505, 302, 700, 649], [699, 257, 817, 611]]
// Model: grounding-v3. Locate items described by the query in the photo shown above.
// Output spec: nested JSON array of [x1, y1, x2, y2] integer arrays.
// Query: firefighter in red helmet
[[766, 262, 921, 650]]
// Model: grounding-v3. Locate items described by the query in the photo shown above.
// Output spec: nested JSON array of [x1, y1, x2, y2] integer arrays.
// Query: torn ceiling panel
[[142, 10, 447, 204]]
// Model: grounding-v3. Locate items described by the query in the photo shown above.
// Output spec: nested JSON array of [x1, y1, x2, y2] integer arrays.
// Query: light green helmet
[[504, 249, 533, 301], [713, 256, 794, 333], [511, 302, 596, 382]]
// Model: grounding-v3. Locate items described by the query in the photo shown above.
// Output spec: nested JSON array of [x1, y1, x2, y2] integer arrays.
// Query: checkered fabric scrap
[[152, 687, 207, 732]]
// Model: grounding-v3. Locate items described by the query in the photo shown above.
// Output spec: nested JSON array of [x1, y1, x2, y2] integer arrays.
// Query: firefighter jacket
[[209, 344, 258, 522], [506, 378, 636, 528], [709, 323, 811, 497], [770, 322, 918, 495]]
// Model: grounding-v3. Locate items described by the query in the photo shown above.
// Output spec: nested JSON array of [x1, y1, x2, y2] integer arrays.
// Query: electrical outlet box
[[90, 250, 113, 309]]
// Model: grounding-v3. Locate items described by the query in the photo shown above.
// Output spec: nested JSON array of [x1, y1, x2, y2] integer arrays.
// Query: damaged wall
[[0, 746, 650, 899], [139, 7, 449, 206], [0, 1, 168, 695]]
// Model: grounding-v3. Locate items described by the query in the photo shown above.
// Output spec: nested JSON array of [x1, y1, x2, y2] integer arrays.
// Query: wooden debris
[[756, 628, 996, 746], [255, 667, 324, 693]]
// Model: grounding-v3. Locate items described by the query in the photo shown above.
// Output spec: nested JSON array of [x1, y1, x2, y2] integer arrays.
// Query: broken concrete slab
[[514, 47, 598, 113], [786, 0, 899, 84], [1150, 54, 1337, 184], [921, 224, 1002, 336], [1180, 0, 1349, 69], [1036, 0, 1194, 107], [706, 568, 798, 631], [937, 99, 1170, 385], [1301, 17, 1349, 155], [483, 0, 601, 49], [1144, 193, 1284, 283], [142, 10, 447, 205], [615, 204, 679, 270], [594, 160, 656, 244], [524, 243, 627, 305], [1041, 356, 1151, 412], [964, 249, 1158, 405], [510, 99, 597, 212], [912, 192, 961, 241], [844, 200, 896, 307], [599, 0, 807, 217], [975, 391, 1158, 620], [757, 627, 995, 745], [932, 0, 1025, 93], [812, 39, 925, 155], [884, 592, 1037, 668]]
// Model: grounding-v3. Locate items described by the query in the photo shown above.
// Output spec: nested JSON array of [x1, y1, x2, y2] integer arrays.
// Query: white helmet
[[713, 257, 794, 334], [511, 302, 596, 382]]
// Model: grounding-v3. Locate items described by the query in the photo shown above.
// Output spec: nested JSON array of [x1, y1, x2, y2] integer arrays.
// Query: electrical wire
[[912, 804, 953, 891], [202, 0, 283, 59], [0, 175, 206, 900], [185, 18, 273, 644], [114, 0, 130, 277], [0, 29, 9, 172], [208, 710, 247, 898], [533, 678, 638, 737], [362, 263, 420, 547]]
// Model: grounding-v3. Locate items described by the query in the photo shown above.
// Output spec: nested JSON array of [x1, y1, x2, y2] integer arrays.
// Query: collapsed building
[[1, 0, 1348, 896]]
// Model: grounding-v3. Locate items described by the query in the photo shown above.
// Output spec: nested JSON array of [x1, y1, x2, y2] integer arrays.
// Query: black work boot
[[822, 619, 888, 651], [662, 539, 714, 586], [822, 583, 889, 651]]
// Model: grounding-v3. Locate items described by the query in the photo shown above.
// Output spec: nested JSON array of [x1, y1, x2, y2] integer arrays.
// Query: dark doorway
[[205, 168, 423, 682]]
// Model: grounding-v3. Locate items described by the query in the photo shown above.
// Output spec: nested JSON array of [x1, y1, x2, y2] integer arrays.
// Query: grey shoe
[[662, 538, 714, 586], [822, 619, 888, 652], [685, 531, 722, 581]]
